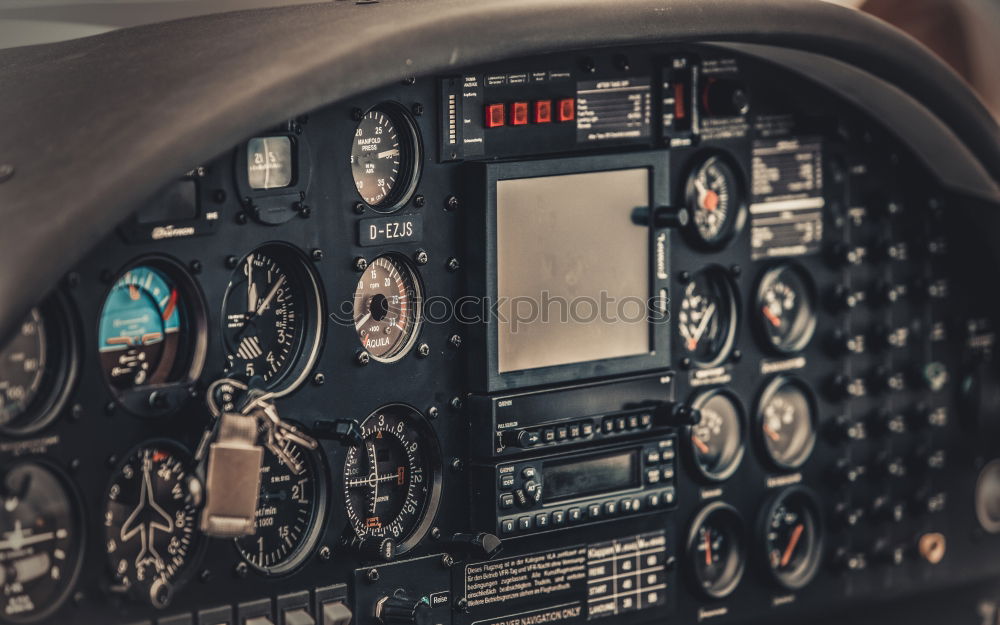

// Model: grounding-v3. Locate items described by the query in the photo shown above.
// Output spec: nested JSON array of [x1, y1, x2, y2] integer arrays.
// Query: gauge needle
[[377, 148, 400, 159], [246, 255, 257, 313], [355, 312, 372, 331], [762, 306, 782, 328], [763, 423, 781, 442], [254, 275, 286, 316], [704, 531, 713, 566], [691, 434, 710, 454], [688, 302, 717, 352], [781, 523, 805, 568], [694, 178, 719, 211]]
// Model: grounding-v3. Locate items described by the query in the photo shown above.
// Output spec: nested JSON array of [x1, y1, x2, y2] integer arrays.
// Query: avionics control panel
[[2, 40, 1000, 625]]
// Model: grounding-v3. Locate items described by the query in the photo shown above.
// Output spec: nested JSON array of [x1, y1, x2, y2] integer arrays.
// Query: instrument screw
[[679, 357, 692, 370], [65, 272, 80, 288], [354, 257, 368, 272], [403, 76, 416, 85], [234, 562, 249, 579], [189, 260, 202, 274], [441, 553, 455, 568], [447, 257, 461, 272], [354, 202, 366, 214], [313, 372, 326, 386], [417, 343, 431, 358], [70, 403, 83, 422], [69, 458, 81, 473], [449, 335, 463, 349], [445, 195, 460, 211], [104, 401, 116, 416], [430, 527, 442, 540], [450, 396, 462, 410], [356, 351, 371, 366], [351, 108, 365, 121], [412, 102, 425, 116], [225, 255, 239, 269], [580, 57, 597, 73], [614, 54, 631, 71], [105, 454, 118, 468], [454, 597, 468, 613], [366, 568, 380, 583], [213, 189, 227, 203], [235, 211, 248, 225], [318, 546, 332, 561], [450, 458, 464, 472], [415, 250, 429, 265], [413, 195, 426, 208], [311, 248, 324, 262], [730, 264, 741, 278], [0, 164, 15, 183], [73, 591, 84, 606], [297, 202, 312, 218], [199, 569, 212, 583], [731, 349, 743, 362], [678, 271, 691, 284], [427, 406, 439, 420]]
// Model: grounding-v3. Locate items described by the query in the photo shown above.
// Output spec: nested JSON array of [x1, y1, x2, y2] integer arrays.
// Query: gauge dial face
[[678, 267, 738, 367], [763, 488, 822, 589], [684, 155, 744, 248], [235, 423, 326, 575], [688, 502, 745, 599], [344, 405, 441, 554], [0, 309, 46, 427], [99, 264, 196, 391], [758, 377, 817, 470], [756, 264, 817, 354], [0, 462, 84, 623], [353, 255, 422, 362], [223, 245, 322, 394], [351, 105, 420, 211], [104, 444, 201, 609], [689, 390, 745, 481]]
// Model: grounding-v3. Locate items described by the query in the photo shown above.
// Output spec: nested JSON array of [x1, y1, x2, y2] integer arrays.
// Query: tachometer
[[0, 461, 84, 623], [350, 103, 422, 212], [222, 243, 323, 395], [353, 255, 423, 362], [343, 405, 442, 556], [104, 443, 203, 609]]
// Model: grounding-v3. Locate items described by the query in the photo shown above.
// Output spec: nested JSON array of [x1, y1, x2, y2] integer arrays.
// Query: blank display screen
[[496, 168, 651, 373], [543, 450, 639, 502]]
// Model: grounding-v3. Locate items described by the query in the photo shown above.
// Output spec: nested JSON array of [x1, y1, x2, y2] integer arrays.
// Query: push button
[[522, 467, 537, 479], [568, 507, 583, 523], [486, 103, 506, 127], [499, 493, 514, 509], [534, 100, 553, 123], [500, 518, 516, 534], [645, 450, 661, 465], [645, 469, 661, 484], [499, 474, 515, 489], [535, 513, 550, 528], [602, 419, 615, 434], [557, 98, 575, 122], [627, 415, 639, 429], [581, 421, 595, 437], [511, 101, 529, 125], [587, 503, 602, 519], [517, 516, 533, 531], [542, 428, 556, 443], [556, 426, 568, 441], [551, 510, 566, 526], [568, 423, 581, 438], [603, 501, 617, 516]]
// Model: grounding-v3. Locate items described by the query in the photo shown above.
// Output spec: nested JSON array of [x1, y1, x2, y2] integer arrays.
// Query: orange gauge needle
[[692, 434, 710, 455], [763, 306, 781, 328], [704, 531, 713, 566], [781, 524, 805, 568], [687, 338, 698, 351], [703, 190, 719, 211], [763, 423, 781, 442]]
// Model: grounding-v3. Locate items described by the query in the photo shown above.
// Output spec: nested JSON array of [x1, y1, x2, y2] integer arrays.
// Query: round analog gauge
[[762, 487, 823, 590], [350, 104, 422, 212], [0, 462, 84, 623], [222, 244, 323, 395], [343, 404, 442, 555], [688, 502, 746, 599], [678, 267, 738, 367], [757, 377, 817, 471], [688, 389, 745, 482], [98, 260, 206, 414], [104, 443, 202, 609], [684, 154, 745, 249], [235, 422, 327, 575], [352, 255, 423, 362], [0, 296, 77, 436], [975, 460, 1000, 534], [755, 264, 817, 354]]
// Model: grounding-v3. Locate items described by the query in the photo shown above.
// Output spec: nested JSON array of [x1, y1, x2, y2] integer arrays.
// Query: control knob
[[701, 78, 750, 117], [375, 590, 432, 625]]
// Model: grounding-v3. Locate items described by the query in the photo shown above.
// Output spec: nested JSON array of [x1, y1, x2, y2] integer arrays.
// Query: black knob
[[701, 78, 750, 117], [376, 590, 431, 625], [870, 495, 905, 524], [872, 453, 907, 479], [357, 537, 397, 562], [670, 404, 702, 427], [826, 285, 860, 313], [829, 458, 866, 486], [443, 532, 502, 561], [833, 501, 865, 529], [835, 548, 868, 573], [631, 206, 689, 229], [507, 429, 539, 449], [872, 538, 907, 566], [869, 409, 906, 436]]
